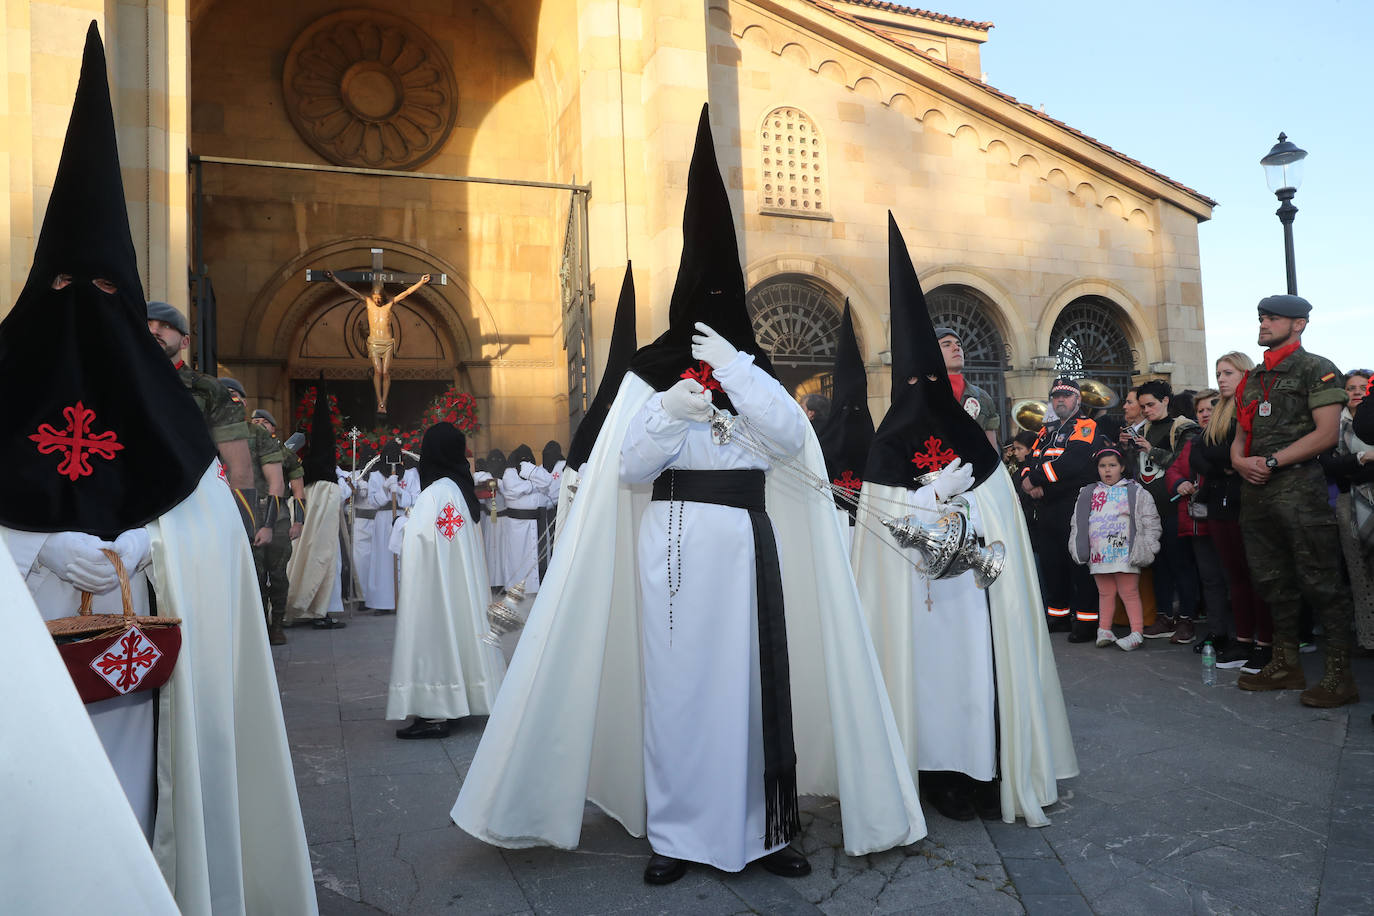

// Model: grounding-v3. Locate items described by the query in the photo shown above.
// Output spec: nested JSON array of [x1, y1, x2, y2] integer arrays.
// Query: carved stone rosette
[[283, 10, 458, 170]]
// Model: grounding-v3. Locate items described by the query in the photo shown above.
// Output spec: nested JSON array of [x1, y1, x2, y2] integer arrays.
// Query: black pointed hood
[[303, 377, 337, 484], [541, 440, 564, 473], [0, 23, 215, 539], [420, 422, 479, 519], [567, 263, 638, 468], [627, 105, 775, 413], [817, 301, 873, 510], [865, 214, 999, 490]]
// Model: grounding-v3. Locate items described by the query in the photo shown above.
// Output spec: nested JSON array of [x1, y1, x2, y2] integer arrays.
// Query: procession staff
[[1233, 295, 1358, 706], [1020, 378, 1102, 641], [0, 25, 314, 912], [453, 105, 925, 885]]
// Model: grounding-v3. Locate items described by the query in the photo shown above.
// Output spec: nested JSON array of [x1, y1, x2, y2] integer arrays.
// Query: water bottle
[[1201, 642, 1217, 687]]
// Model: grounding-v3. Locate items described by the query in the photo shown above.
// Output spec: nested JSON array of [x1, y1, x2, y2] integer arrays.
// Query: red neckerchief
[[1263, 338, 1301, 371], [949, 374, 967, 404], [174, 359, 185, 370], [1236, 339, 1302, 454]]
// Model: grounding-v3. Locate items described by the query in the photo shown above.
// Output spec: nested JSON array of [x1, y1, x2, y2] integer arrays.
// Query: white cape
[[452, 375, 925, 855], [387, 479, 506, 720], [286, 479, 343, 622], [852, 468, 1078, 826], [0, 537, 179, 915]]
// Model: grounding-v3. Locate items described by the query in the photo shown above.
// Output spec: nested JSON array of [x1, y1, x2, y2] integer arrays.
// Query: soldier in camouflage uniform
[[1232, 295, 1357, 707], [221, 378, 288, 644], [252, 409, 315, 642], [936, 327, 1000, 447], [146, 301, 258, 535]]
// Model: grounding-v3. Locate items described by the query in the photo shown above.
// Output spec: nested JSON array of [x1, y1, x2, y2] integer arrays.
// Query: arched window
[[746, 274, 848, 396], [759, 107, 828, 218], [927, 285, 1010, 440], [1049, 296, 1135, 408]]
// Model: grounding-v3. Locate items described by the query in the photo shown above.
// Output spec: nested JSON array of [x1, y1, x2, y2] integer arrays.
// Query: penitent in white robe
[[355, 471, 400, 610], [620, 354, 810, 869], [852, 468, 1078, 826], [497, 466, 550, 593], [0, 536, 179, 914], [5, 463, 316, 914], [285, 479, 346, 623], [453, 368, 926, 868], [2, 527, 157, 839], [386, 479, 506, 720], [473, 471, 505, 587]]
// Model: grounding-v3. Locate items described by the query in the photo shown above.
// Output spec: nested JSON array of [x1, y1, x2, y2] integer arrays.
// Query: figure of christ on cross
[[324, 269, 430, 415]]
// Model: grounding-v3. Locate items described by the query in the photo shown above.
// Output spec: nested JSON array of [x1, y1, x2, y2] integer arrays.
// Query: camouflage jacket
[[1238, 346, 1346, 458]]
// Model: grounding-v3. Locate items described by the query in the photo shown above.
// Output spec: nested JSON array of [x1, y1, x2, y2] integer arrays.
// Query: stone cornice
[[741, 0, 1215, 221]]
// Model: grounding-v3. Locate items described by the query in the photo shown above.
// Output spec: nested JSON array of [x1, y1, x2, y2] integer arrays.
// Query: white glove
[[661, 378, 714, 423], [36, 531, 119, 593], [113, 528, 151, 575], [383, 475, 399, 494], [519, 461, 536, 479], [932, 457, 975, 502], [690, 321, 739, 371]]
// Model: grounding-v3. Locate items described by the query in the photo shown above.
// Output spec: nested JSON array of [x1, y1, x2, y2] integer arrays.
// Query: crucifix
[[306, 249, 448, 417]]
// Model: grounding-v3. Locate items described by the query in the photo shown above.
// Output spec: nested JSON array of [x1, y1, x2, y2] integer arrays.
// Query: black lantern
[[1260, 133, 1308, 295]]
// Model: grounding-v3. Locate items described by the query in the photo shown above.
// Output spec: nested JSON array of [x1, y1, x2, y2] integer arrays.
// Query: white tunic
[[2, 529, 157, 840], [0, 536, 179, 914], [619, 353, 806, 871], [899, 483, 995, 779], [355, 471, 400, 610], [497, 466, 551, 593], [386, 480, 506, 720]]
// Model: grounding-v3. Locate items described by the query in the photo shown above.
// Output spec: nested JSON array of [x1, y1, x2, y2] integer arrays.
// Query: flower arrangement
[[292, 383, 481, 464]]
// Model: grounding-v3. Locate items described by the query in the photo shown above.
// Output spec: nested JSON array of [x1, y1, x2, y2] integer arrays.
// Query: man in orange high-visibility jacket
[[1021, 377, 1103, 642]]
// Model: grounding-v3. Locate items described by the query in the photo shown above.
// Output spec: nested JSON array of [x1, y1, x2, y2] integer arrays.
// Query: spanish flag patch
[[1320, 372, 1336, 382]]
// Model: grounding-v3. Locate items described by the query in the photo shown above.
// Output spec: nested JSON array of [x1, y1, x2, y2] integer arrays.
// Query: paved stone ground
[[273, 612, 1374, 915]]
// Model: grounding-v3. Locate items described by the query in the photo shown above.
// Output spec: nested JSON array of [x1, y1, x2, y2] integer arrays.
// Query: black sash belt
[[500, 507, 551, 578], [500, 507, 541, 520], [651, 468, 799, 848]]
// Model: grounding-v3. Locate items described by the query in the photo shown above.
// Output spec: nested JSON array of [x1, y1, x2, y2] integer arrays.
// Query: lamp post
[[1260, 133, 1308, 295]]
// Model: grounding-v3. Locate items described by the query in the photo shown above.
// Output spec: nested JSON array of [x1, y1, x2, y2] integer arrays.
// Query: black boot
[[1067, 616, 1097, 643], [921, 771, 976, 821], [395, 717, 451, 740], [971, 778, 1001, 820], [643, 853, 686, 885]]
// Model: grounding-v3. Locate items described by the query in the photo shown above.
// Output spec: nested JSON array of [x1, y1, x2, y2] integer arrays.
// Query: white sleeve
[[499, 468, 536, 498], [713, 354, 808, 456], [620, 392, 690, 484]]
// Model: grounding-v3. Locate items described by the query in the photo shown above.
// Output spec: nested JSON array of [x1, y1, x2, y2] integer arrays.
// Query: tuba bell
[[1012, 399, 1049, 433], [1078, 378, 1120, 410]]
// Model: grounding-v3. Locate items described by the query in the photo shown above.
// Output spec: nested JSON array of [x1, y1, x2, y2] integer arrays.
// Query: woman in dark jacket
[[1191, 353, 1273, 673]]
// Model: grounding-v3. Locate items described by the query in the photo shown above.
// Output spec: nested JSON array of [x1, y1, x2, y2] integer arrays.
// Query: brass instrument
[[1012, 399, 1049, 433], [1078, 378, 1120, 410]]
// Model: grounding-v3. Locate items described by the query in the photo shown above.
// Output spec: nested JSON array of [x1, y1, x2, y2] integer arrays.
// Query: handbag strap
[[76, 548, 135, 619]]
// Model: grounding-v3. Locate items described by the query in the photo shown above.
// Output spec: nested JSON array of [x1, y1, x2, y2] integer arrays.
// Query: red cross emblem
[[680, 361, 722, 392], [90, 625, 162, 694], [910, 435, 957, 472], [435, 502, 463, 540], [30, 402, 124, 480], [833, 470, 862, 495]]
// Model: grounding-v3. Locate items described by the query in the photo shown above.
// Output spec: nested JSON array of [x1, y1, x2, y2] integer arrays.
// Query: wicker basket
[[46, 548, 182, 704]]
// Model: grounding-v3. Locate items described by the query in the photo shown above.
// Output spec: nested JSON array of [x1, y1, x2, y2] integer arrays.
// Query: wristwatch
[[1265, 456, 1279, 469]]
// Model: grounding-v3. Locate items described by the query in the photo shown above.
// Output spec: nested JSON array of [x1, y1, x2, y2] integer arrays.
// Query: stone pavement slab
[[274, 612, 1374, 915]]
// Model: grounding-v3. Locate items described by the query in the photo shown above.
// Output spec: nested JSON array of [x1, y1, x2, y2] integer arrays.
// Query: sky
[[935, 0, 1372, 377]]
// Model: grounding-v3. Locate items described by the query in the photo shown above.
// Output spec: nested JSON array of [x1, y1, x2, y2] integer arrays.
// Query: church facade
[[1, 0, 1213, 453]]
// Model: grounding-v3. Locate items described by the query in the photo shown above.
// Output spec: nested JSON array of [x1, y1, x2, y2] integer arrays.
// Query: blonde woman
[[1188, 353, 1274, 673]]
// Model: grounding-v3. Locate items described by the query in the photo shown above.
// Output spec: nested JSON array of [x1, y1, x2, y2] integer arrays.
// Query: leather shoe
[[760, 845, 811, 877], [972, 780, 1001, 820], [643, 853, 686, 885], [924, 783, 976, 821], [312, 616, 347, 629], [395, 718, 451, 740]]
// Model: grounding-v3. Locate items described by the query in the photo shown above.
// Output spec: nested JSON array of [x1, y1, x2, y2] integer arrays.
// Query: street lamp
[[1260, 132, 1307, 295]]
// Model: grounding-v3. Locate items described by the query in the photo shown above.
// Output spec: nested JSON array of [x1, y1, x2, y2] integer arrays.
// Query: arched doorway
[[1049, 296, 1135, 414], [745, 274, 849, 397], [927, 285, 1010, 440]]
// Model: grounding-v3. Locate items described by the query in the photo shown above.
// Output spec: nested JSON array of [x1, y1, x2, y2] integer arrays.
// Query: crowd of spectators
[[1011, 300, 1373, 708]]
